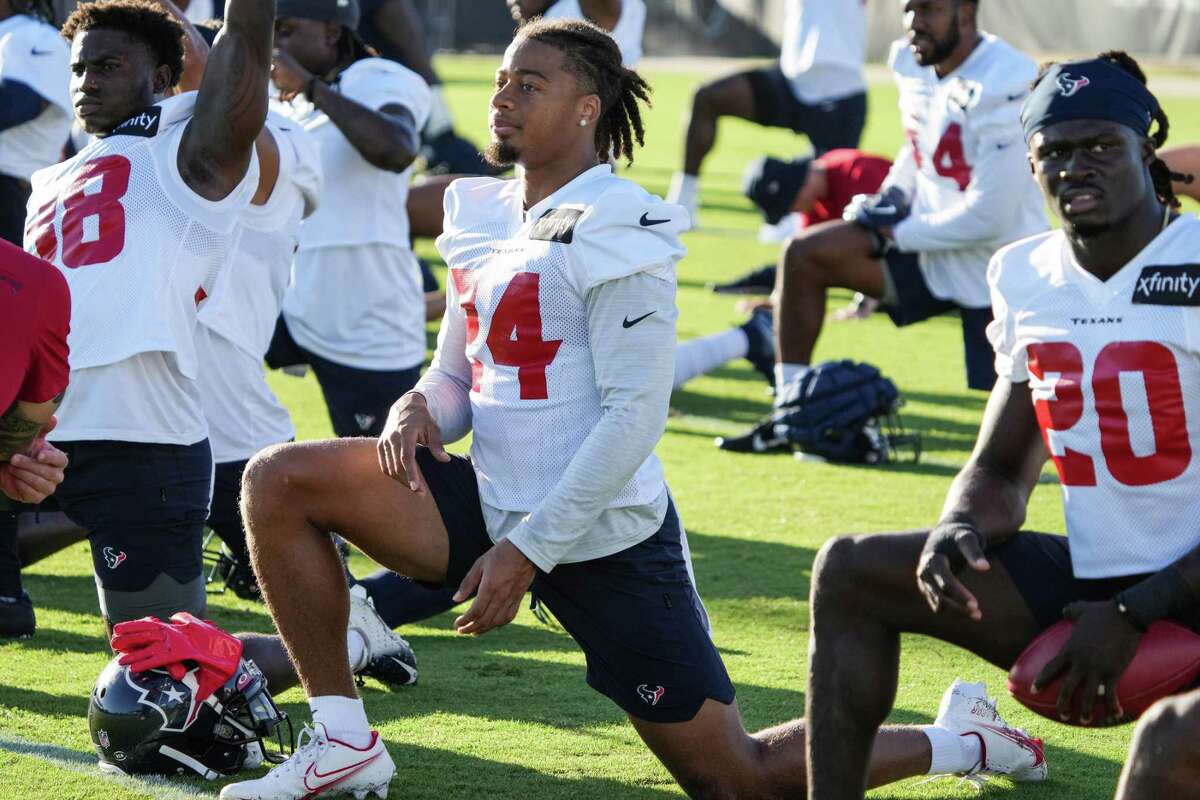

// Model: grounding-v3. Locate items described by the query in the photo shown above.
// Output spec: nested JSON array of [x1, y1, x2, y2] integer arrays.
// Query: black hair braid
[[1098, 50, 1191, 207], [519, 18, 652, 165]]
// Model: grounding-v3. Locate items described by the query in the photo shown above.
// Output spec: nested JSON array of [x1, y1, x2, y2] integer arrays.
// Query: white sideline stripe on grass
[[0, 731, 214, 799]]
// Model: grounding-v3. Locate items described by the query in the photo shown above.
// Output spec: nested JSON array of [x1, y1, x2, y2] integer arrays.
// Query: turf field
[[5, 54, 1200, 799]]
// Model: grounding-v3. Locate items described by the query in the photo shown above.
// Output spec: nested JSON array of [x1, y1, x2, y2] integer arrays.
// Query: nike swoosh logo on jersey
[[30, 47, 54, 56], [622, 311, 656, 328], [303, 751, 380, 792], [639, 212, 670, 226]]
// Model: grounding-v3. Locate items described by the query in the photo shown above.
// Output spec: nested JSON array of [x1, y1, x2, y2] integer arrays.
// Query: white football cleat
[[219, 723, 394, 800], [935, 679, 1047, 782], [349, 584, 418, 688]]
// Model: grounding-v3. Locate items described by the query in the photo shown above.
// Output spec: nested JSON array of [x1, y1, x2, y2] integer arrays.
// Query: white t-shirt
[[196, 117, 322, 462], [418, 165, 687, 568], [26, 92, 259, 442], [988, 215, 1200, 578], [276, 57, 431, 370], [0, 13, 71, 180], [780, 0, 867, 104], [543, 0, 646, 67], [885, 33, 1049, 309]]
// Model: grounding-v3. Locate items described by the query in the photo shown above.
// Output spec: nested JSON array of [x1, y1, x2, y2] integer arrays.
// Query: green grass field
[[5, 55, 1200, 799]]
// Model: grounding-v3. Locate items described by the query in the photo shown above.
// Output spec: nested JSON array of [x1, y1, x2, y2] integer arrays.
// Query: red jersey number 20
[[30, 155, 131, 268], [450, 269, 563, 400]]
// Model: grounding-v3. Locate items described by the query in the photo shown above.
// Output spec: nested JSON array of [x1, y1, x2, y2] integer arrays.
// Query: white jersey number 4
[[1029, 340, 1191, 487], [450, 268, 563, 400], [28, 155, 132, 267]]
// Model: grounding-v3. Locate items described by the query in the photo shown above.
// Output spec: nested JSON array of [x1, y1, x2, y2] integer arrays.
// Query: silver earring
[[578, 119, 587, 127]]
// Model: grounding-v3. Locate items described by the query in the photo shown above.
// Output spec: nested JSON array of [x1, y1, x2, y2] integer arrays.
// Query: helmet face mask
[[89, 656, 292, 779]]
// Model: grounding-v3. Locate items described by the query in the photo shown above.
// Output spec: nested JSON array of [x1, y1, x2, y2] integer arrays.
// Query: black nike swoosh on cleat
[[622, 311, 656, 328], [639, 212, 670, 226]]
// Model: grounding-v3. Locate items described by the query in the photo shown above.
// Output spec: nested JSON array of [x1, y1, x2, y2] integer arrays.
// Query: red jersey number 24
[[450, 269, 563, 400], [30, 155, 131, 268]]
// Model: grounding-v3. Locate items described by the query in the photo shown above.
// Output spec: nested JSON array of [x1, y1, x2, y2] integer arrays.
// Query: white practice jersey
[[780, 0, 867, 104], [430, 165, 686, 515], [277, 57, 431, 370], [196, 115, 323, 463], [543, 0, 646, 67], [988, 216, 1200, 578], [0, 13, 71, 180], [886, 34, 1048, 309], [25, 92, 259, 442]]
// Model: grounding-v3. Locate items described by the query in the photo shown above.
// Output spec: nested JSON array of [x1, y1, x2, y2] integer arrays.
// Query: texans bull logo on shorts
[[102, 547, 127, 569], [637, 684, 665, 706]]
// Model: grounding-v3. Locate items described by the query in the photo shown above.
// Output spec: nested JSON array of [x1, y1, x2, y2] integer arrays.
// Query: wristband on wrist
[[1114, 567, 1194, 632], [304, 75, 321, 102]]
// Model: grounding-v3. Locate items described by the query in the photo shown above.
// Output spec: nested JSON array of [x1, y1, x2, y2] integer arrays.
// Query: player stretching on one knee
[[222, 19, 1044, 800], [804, 52, 1200, 800], [728, 0, 1049, 453]]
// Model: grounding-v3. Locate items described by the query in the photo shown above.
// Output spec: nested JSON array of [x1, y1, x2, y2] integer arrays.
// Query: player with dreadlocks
[[0, 0, 70, 244], [214, 19, 1041, 800], [804, 50, 1200, 800]]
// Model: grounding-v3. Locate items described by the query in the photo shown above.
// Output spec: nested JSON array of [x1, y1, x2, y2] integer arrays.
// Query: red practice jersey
[[800, 148, 892, 228], [0, 238, 70, 414]]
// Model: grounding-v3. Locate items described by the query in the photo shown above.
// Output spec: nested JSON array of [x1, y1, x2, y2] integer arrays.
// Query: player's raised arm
[[178, 0, 274, 199]]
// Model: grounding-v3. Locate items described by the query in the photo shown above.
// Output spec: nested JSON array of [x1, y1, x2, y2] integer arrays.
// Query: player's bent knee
[[811, 534, 863, 597], [1137, 692, 1200, 752]]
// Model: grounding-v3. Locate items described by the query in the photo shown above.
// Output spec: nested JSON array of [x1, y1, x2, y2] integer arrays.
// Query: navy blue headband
[[1021, 59, 1159, 142]]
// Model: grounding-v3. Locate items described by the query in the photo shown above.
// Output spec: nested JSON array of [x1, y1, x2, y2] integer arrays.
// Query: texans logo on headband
[[1057, 74, 1091, 98]]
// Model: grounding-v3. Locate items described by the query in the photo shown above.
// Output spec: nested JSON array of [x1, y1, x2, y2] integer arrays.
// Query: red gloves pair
[[111, 612, 244, 703]]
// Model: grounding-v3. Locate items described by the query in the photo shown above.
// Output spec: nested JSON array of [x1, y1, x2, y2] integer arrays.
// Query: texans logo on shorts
[[637, 684, 665, 706], [103, 547, 127, 570], [354, 413, 377, 432], [1057, 73, 1091, 98]]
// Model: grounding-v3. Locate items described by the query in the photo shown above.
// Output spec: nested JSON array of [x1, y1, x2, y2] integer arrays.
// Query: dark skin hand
[[916, 380, 1047, 621], [272, 19, 419, 172]]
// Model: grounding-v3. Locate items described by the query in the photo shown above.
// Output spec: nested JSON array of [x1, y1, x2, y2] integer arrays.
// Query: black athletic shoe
[[715, 416, 791, 454], [709, 264, 776, 295], [739, 307, 776, 387], [349, 585, 419, 688], [0, 591, 35, 638]]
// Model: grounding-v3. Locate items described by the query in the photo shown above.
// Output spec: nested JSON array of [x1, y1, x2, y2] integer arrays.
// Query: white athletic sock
[[673, 328, 749, 389], [773, 362, 809, 406], [347, 628, 368, 672], [667, 172, 699, 209], [309, 695, 372, 748], [921, 726, 982, 774]]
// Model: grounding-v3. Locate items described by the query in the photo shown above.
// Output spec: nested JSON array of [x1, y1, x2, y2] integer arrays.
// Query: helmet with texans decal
[[87, 655, 292, 779]]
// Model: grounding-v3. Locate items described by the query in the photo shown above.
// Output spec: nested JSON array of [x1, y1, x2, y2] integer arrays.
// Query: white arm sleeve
[[506, 270, 677, 572], [412, 285, 473, 443]]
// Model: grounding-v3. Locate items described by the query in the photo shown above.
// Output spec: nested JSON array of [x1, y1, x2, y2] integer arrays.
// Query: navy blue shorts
[[744, 65, 866, 154], [992, 532, 1200, 632], [414, 448, 736, 723], [207, 459, 249, 560], [882, 249, 996, 392], [52, 439, 212, 592], [264, 315, 421, 438]]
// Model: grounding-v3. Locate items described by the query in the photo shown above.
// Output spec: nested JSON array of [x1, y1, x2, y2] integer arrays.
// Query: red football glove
[[111, 612, 244, 702]]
